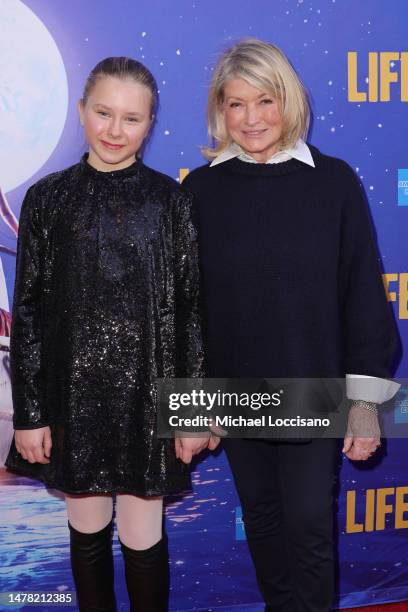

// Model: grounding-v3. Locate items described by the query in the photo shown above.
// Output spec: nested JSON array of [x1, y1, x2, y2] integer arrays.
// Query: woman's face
[[78, 76, 152, 172], [222, 78, 283, 163]]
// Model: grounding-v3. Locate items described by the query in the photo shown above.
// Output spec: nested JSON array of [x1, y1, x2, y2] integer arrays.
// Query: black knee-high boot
[[68, 521, 116, 612], [120, 534, 169, 612]]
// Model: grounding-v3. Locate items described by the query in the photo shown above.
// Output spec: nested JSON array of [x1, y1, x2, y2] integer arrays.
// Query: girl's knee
[[65, 494, 113, 533]]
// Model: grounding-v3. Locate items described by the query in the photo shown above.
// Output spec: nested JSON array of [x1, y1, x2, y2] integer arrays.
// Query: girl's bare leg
[[116, 494, 168, 612], [65, 494, 115, 611], [65, 494, 113, 532], [116, 494, 163, 549]]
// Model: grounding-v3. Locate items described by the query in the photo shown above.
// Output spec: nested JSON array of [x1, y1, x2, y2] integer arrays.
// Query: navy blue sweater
[[183, 146, 398, 378]]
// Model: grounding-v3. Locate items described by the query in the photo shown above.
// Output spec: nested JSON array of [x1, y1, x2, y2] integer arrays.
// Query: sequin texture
[[6, 155, 204, 495]]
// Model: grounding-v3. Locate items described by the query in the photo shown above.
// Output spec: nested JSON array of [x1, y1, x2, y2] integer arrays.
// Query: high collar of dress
[[209, 139, 315, 168], [80, 153, 142, 180]]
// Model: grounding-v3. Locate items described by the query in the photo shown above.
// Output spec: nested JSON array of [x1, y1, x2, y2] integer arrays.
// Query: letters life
[[348, 52, 408, 102], [346, 487, 408, 533]]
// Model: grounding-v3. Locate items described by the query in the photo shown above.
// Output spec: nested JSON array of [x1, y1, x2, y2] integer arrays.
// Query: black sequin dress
[[5, 155, 204, 495]]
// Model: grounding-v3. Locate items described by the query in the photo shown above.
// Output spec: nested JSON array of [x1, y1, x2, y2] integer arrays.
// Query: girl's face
[[222, 78, 283, 163], [78, 76, 152, 172]]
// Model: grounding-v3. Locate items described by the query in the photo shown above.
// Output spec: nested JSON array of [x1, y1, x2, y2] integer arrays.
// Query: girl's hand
[[175, 434, 210, 464], [15, 426, 52, 464], [208, 434, 221, 451]]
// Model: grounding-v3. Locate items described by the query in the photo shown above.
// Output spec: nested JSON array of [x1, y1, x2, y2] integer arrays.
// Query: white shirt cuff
[[346, 374, 400, 404]]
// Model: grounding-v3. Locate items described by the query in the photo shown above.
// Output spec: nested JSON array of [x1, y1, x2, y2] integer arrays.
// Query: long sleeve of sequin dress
[[10, 184, 49, 430], [6, 156, 204, 495], [174, 193, 204, 378]]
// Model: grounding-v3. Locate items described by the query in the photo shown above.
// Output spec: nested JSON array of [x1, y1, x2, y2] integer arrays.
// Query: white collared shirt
[[210, 138, 315, 168], [209, 139, 399, 404]]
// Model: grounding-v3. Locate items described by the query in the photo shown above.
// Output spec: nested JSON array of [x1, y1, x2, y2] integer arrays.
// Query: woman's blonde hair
[[203, 38, 310, 159]]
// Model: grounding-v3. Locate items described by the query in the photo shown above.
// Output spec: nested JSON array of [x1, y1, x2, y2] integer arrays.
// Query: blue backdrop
[[0, 1, 407, 610]]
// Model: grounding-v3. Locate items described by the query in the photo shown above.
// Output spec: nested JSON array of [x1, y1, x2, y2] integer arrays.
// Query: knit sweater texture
[[183, 145, 398, 379]]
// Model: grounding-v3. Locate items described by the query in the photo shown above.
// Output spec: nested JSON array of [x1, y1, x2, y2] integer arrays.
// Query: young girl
[[6, 57, 210, 612]]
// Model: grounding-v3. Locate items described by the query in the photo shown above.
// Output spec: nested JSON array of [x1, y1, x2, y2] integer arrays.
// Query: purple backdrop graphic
[[0, 1, 407, 610]]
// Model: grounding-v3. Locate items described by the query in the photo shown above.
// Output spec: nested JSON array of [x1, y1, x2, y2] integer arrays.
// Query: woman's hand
[[175, 434, 210, 464], [343, 402, 381, 461], [15, 426, 52, 464]]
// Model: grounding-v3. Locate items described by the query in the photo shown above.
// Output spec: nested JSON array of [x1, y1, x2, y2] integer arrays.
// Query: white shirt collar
[[210, 139, 315, 168]]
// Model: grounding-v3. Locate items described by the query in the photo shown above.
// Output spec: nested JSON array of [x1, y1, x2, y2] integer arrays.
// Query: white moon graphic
[[0, 0, 68, 193]]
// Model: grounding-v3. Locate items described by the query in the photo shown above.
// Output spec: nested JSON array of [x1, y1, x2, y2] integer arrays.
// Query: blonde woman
[[184, 39, 399, 612]]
